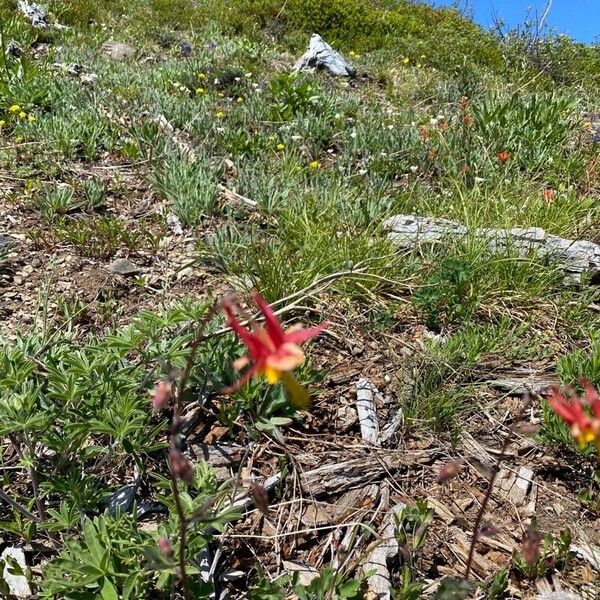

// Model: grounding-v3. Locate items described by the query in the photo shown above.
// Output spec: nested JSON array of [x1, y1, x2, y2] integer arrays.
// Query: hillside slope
[[1, 1, 600, 598]]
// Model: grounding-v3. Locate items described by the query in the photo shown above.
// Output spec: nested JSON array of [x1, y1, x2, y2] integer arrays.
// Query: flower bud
[[158, 536, 173, 558], [248, 483, 269, 514], [169, 447, 193, 483], [437, 460, 462, 483], [521, 524, 541, 565], [151, 380, 172, 413]]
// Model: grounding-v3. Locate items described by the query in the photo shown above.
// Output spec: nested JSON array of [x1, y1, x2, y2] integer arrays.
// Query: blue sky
[[431, 0, 598, 43]]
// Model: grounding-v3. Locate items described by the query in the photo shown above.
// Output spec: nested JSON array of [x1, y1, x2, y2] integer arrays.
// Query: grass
[[1, 0, 600, 597]]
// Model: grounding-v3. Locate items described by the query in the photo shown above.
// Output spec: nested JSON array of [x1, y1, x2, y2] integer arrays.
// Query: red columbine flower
[[547, 380, 600, 449], [497, 150, 511, 164], [222, 293, 326, 409]]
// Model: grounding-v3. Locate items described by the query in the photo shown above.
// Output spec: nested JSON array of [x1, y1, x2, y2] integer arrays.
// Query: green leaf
[[338, 579, 360, 598], [156, 569, 171, 590], [122, 573, 139, 600], [100, 577, 118, 600], [122, 438, 134, 454], [82, 519, 104, 566], [79, 564, 105, 580]]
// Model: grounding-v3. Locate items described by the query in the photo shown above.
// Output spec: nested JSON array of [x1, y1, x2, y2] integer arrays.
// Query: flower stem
[[169, 452, 192, 600], [465, 399, 528, 579]]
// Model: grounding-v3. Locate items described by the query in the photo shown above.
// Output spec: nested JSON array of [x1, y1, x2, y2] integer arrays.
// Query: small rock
[[0, 234, 18, 250], [7, 40, 23, 58], [101, 41, 136, 60], [283, 561, 320, 587], [80, 72, 98, 85], [17, 0, 48, 29], [294, 34, 356, 77], [1, 546, 31, 598], [166, 213, 184, 235], [176, 267, 194, 280], [107, 258, 142, 276]]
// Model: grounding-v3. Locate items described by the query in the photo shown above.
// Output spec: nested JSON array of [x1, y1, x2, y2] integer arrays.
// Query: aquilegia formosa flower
[[222, 293, 326, 409], [548, 379, 600, 450]]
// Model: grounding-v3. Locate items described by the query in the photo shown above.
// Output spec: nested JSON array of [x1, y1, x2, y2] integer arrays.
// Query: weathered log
[[294, 34, 356, 77], [384, 214, 600, 284], [297, 449, 432, 496]]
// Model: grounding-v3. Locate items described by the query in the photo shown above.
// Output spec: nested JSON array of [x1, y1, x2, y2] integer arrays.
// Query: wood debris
[[384, 214, 600, 284], [283, 560, 320, 586], [297, 449, 433, 496], [496, 466, 537, 516], [356, 378, 380, 445], [362, 502, 406, 600]]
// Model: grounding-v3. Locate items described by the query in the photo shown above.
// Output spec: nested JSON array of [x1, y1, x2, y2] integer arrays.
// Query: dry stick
[[8, 434, 47, 523], [22, 432, 47, 522], [0, 488, 40, 522], [464, 396, 530, 579]]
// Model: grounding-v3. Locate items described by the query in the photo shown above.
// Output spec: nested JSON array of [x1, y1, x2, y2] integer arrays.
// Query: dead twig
[[464, 396, 530, 579]]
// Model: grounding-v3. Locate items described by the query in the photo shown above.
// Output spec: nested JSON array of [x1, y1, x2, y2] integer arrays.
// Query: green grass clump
[[403, 318, 539, 435], [151, 153, 221, 225]]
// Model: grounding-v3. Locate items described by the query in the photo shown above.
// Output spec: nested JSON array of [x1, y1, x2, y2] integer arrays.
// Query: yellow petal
[[280, 372, 310, 410], [264, 366, 281, 384]]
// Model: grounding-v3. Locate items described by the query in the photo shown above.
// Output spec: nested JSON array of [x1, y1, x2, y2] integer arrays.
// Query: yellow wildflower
[[420, 54, 426, 59], [196, 87, 205, 94], [18, 111, 26, 119], [0, 120, 5, 128], [402, 57, 410, 65], [217, 92, 225, 98], [9, 104, 21, 113], [236, 97, 244, 104], [309, 160, 320, 169], [417, 63, 422, 68], [276, 143, 285, 150], [349, 51, 356, 57], [215, 111, 224, 119], [28, 115, 36, 123], [197, 72, 207, 80]]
